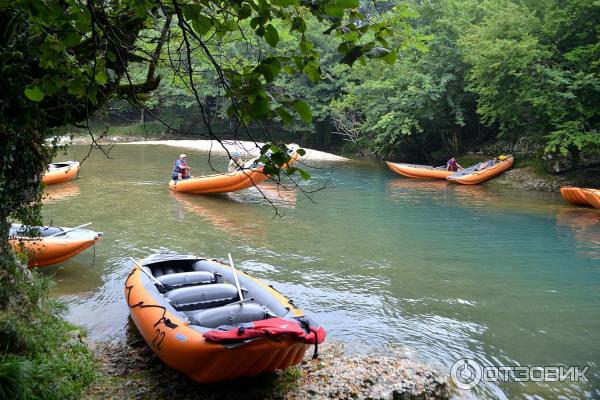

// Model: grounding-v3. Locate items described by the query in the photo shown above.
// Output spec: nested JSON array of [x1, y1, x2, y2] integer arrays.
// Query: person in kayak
[[228, 151, 244, 173], [446, 157, 463, 172], [172, 154, 191, 181]]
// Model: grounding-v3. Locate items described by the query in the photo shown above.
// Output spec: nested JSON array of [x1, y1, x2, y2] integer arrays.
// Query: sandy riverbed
[[122, 140, 349, 162]]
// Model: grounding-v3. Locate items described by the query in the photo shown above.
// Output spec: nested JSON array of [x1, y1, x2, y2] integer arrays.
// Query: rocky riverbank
[[492, 166, 600, 191], [84, 330, 452, 400]]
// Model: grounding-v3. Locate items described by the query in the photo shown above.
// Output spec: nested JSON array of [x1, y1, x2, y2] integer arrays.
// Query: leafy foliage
[[460, 0, 600, 156]]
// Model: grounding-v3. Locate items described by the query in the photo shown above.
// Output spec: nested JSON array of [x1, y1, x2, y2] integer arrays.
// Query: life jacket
[[203, 316, 326, 345], [173, 159, 189, 177], [447, 159, 457, 171]]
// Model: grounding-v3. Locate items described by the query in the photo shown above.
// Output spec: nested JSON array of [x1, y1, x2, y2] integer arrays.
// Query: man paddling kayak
[[172, 154, 191, 181]]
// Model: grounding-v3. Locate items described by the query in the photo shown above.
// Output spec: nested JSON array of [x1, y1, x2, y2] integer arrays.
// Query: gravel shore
[[85, 328, 452, 400]]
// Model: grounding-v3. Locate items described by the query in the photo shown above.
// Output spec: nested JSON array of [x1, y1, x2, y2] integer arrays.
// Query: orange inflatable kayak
[[447, 156, 514, 185], [169, 164, 269, 194], [9, 223, 103, 267], [125, 253, 326, 383], [386, 162, 453, 179], [584, 189, 600, 209], [560, 187, 591, 206], [42, 161, 80, 185]]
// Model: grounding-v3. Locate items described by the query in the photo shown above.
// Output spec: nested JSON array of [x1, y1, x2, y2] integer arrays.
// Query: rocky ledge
[[85, 335, 452, 400], [493, 166, 600, 191]]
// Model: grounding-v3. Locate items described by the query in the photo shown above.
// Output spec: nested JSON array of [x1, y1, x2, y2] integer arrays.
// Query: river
[[41, 144, 600, 399]]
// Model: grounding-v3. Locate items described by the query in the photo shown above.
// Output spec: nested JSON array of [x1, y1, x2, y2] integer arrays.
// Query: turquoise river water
[[40, 144, 599, 399]]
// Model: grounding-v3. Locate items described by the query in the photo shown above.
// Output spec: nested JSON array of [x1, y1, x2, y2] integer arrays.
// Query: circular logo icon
[[450, 358, 482, 390]]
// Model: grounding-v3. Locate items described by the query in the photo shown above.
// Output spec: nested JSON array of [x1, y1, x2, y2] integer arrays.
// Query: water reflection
[[386, 179, 449, 203], [171, 191, 267, 240], [556, 208, 600, 258], [42, 181, 80, 203], [230, 182, 297, 209]]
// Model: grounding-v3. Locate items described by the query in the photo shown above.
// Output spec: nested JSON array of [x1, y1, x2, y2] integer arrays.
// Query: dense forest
[[100, 0, 600, 167]]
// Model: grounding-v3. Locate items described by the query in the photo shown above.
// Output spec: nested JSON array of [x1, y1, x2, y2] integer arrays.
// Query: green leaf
[[106, 51, 117, 63], [256, 58, 281, 83], [299, 169, 311, 180], [238, 4, 252, 19], [24, 86, 45, 102], [276, 107, 293, 125], [95, 69, 108, 85], [63, 31, 82, 47], [247, 97, 269, 118], [292, 101, 312, 123], [340, 45, 364, 66], [264, 24, 279, 47], [296, 148, 306, 156], [192, 15, 213, 36]]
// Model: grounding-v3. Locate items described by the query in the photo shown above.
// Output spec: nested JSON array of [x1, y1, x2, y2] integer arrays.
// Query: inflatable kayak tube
[[42, 161, 80, 185], [9, 224, 103, 267], [386, 162, 452, 179], [447, 156, 514, 185], [584, 189, 600, 209], [169, 165, 269, 194], [125, 253, 326, 383], [560, 187, 591, 206]]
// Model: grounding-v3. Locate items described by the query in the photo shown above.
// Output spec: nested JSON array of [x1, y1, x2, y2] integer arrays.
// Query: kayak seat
[[166, 283, 239, 311], [157, 271, 215, 288], [189, 303, 269, 328], [153, 265, 191, 277]]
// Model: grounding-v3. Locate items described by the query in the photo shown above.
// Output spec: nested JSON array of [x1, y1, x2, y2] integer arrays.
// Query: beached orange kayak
[[560, 187, 591, 206], [386, 162, 453, 179], [447, 156, 514, 185], [584, 189, 600, 209], [42, 161, 80, 185], [169, 165, 269, 194], [125, 253, 326, 383], [9, 224, 103, 267]]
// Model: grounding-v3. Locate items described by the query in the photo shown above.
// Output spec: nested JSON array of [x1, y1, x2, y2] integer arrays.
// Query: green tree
[[460, 0, 600, 157]]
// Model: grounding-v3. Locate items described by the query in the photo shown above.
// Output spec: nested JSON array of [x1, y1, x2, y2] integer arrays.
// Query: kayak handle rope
[[297, 317, 319, 359], [125, 265, 179, 351]]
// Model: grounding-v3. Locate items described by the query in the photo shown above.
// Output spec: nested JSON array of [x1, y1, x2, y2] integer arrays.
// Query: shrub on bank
[[0, 261, 96, 400]]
